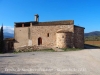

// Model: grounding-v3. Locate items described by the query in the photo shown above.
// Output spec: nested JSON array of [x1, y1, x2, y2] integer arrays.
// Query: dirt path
[[0, 49, 100, 75]]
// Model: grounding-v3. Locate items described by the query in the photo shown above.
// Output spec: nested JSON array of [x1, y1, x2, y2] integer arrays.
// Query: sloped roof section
[[74, 25, 85, 29], [37, 20, 74, 25], [15, 20, 74, 25]]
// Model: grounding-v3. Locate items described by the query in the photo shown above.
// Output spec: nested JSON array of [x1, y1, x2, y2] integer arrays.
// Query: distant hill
[[4, 32, 14, 39], [85, 31, 100, 37]]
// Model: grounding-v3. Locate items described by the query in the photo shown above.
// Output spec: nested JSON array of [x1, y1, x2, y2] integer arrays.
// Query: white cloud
[[0, 26, 14, 34]]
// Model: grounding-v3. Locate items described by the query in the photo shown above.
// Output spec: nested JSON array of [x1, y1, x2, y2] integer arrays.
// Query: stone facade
[[14, 17, 85, 49], [74, 26, 84, 48], [31, 25, 74, 47], [56, 32, 73, 48]]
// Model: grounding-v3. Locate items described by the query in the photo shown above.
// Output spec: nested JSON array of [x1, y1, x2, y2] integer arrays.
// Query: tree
[[0, 25, 4, 52]]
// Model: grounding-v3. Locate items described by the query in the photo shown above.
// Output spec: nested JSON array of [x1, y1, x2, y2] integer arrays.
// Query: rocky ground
[[15, 45, 52, 52], [0, 49, 100, 75]]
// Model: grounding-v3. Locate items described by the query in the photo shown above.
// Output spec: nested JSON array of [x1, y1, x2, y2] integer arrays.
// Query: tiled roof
[[4, 38, 15, 41], [37, 20, 74, 25], [74, 25, 85, 29], [15, 20, 74, 25]]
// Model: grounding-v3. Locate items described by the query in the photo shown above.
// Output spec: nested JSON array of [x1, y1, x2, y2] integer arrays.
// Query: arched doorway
[[38, 37, 42, 45]]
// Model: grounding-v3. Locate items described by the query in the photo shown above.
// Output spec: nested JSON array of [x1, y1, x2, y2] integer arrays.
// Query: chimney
[[34, 14, 39, 22]]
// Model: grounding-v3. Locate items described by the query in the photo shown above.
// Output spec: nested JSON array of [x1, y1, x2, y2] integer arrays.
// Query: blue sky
[[0, 0, 100, 33]]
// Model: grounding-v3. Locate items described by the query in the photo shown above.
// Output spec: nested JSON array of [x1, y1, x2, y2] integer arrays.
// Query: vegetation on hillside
[[85, 31, 100, 41], [85, 31, 100, 37], [85, 36, 100, 41]]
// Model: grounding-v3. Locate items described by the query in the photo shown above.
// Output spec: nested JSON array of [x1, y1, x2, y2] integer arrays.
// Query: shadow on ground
[[0, 56, 16, 58], [0, 73, 78, 75], [84, 44, 100, 49], [0, 74, 39, 75]]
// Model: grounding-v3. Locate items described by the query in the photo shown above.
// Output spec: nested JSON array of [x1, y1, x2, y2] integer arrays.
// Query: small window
[[47, 33, 49, 37], [62, 36, 64, 38]]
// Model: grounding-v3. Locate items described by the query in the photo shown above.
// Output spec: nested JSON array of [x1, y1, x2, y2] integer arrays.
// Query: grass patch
[[60, 48, 82, 51], [34, 48, 55, 52], [13, 50, 20, 53]]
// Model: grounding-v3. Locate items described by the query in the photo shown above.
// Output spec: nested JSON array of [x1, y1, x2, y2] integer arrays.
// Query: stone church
[[14, 14, 85, 49]]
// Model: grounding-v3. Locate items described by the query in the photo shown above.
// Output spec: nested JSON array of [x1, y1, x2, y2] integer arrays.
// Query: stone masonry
[[14, 14, 85, 49]]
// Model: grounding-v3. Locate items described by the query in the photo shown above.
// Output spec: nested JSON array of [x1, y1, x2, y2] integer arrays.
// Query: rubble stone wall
[[56, 32, 73, 48], [74, 26, 84, 48], [14, 23, 84, 49], [14, 24, 74, 49], [31, 25, 74, 47], [14, 27, 29, 49]]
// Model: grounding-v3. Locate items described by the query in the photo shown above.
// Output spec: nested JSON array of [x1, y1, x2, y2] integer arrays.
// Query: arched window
[[47, 33, 49, 37], [38, 37, 42, 45]]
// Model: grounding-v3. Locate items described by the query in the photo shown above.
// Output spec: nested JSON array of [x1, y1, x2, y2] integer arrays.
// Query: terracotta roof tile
[[15, 20, 74, 25]]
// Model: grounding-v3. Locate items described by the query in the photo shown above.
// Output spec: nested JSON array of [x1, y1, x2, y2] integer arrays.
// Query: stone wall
[[14, 27, 29, 49], [56, 32, 73, 48], [14, 24, 74, 49], [74, 26, 84, 48], [31, 25, 74, 47], [14, 22, 84, 49]]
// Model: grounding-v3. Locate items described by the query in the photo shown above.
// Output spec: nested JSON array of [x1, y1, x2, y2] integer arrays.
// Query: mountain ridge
[[85, 31, 100, 37], [4, 32, 14, 39]]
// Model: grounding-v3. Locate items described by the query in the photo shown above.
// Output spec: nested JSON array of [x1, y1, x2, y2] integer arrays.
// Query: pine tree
[[0, 27, 2, 52], [0, 25, 4, 52]]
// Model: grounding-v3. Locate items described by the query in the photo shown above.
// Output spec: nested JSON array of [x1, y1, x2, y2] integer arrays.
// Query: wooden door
[[38, 37, 42, 45]]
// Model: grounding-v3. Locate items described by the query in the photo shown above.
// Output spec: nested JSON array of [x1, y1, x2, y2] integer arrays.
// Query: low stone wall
[[14, 45, 52, 52]]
